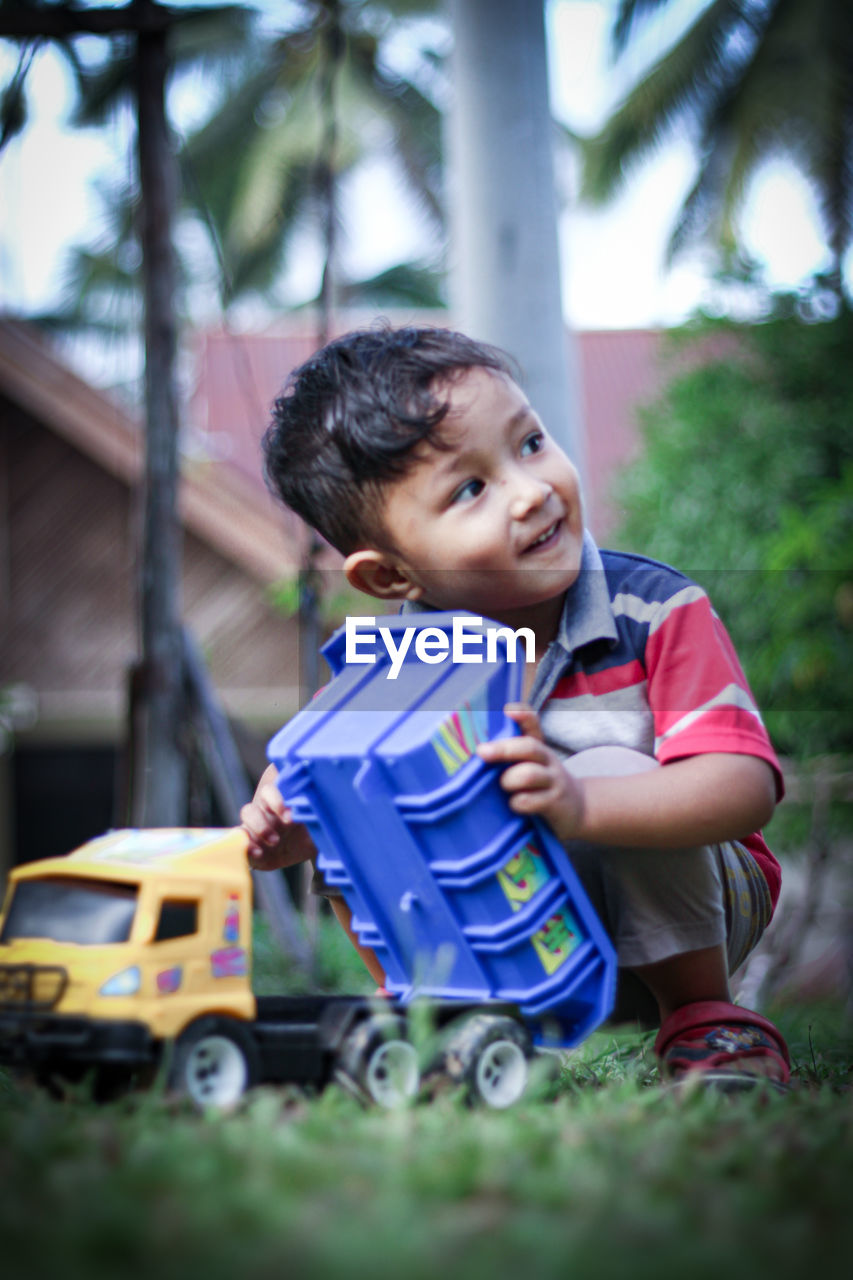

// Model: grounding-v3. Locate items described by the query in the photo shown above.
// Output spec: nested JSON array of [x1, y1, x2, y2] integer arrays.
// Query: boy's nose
[[508, 474, 550, 521]]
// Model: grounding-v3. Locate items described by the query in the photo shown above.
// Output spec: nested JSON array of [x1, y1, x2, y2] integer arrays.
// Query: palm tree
[[580, 0, 853, 295], [66, 0, 446, 320], [184, 0, 444, 311]]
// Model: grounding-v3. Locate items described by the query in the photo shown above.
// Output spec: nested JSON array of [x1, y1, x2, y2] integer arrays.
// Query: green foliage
[[612, 305, 853, 756], [267, 570, 368, 627], [251, 905, 376, 995]]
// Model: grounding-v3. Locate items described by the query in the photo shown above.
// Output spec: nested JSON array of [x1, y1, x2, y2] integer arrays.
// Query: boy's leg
[[310, 864, 387, 987], [564, 746, 770, 992], [563, 747, 789, 1085], [632, 944, 730, 1022], [328, 896, 387, 987], [565, 835, 735, 1000]]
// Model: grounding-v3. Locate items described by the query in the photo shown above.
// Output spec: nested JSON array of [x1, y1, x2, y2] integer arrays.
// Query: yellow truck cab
[[0, 829, 268, 1104], [0, 828, 255, 1039]]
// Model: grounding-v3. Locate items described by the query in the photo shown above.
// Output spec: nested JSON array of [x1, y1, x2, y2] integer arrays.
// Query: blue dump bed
[[267, 613, 616, 1047]]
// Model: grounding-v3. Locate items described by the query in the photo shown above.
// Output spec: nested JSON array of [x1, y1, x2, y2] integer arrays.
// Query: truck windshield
[[0, 877, 139, 946]]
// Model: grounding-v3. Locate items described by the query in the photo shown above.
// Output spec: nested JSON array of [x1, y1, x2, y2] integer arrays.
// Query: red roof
[[189, 323, 673, 538], [0, 318, 304, 583]]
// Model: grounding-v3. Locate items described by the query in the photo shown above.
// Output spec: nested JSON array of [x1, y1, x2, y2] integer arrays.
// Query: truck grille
[[0, 964, 69, 1012]]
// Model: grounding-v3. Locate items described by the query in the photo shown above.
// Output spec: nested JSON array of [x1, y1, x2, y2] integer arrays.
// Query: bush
[[612, 304, 853, 757]]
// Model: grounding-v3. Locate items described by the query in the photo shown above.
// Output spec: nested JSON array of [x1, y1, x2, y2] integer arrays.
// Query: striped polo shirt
[[527, 533, 783, 909]]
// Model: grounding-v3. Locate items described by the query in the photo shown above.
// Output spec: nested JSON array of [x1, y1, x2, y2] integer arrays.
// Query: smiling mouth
[[523, 519, 561, 553]]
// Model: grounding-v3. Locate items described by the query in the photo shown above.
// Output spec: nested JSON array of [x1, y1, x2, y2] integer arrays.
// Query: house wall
[[0, 397, 303, 872]]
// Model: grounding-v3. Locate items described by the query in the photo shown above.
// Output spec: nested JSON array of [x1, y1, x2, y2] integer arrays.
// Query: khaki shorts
[[550, 836, 772, 974]]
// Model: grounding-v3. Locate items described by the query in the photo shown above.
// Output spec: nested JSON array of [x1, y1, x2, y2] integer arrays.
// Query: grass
[[251, 907, 377, 996], [1, 957, 851, 1280]]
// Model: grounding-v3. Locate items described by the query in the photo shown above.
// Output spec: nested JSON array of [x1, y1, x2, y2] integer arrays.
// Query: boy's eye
[[520, 431, 545, 456], [450, 477, 485, 504]]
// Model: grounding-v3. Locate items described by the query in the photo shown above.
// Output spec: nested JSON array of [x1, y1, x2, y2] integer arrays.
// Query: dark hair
[[262, 324, 514, 554]]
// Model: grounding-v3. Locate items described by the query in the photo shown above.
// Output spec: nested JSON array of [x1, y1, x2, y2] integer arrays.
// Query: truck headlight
[[99, 966, 141, 997]]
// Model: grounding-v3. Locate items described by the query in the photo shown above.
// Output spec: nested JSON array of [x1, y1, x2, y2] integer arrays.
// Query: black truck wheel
[[168, 1016, 260, 1111], [336, 1014, 420, 1108], [442, 1013, 532, 1109]]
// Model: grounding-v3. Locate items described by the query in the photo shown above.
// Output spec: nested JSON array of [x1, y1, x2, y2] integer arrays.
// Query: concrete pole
[[447, 0, 585, 476]]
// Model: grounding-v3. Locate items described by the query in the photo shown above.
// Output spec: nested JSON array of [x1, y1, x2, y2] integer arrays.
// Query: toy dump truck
[[0, 611, 616, 1111]]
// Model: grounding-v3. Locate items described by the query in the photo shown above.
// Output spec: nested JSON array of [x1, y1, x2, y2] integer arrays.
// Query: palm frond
[[225, 80, 327, 250], [70, 5, 257, 127], [581, 0, 771, 203], [334, 258, 446, 308], [597, 0, 853, 283], [667, 2, 798, 260], [43, 244, 144, 336], [347, 30, 444, 226], [665, 131, 736, 262], [0, 69, 27, 152], [219, 181, 313, 301], [793, 0, 853, 272], [169, 5, 257, 65], [611, 0, 682, 58], [71, 39, 134, 127], [373, 0, 441, 17]]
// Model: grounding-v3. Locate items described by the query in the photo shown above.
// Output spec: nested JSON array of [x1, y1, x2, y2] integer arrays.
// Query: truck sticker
[[531, 907, 581, 976], [431, 696, 490, 776], [223, 893, 241, 943], [86, 830, 224, 866], [496, 841, 552, 910], [156, 966, 182, 995], [210, 946, 248, 979]]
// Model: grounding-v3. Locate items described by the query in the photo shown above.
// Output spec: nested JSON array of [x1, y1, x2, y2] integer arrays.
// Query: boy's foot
[[655, 1000, 790, 1092]]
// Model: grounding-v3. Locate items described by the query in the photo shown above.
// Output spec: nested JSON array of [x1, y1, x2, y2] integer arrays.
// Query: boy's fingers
[[240, 798, 290, 846], [258, 763, 280, 787], [503, 703, 544, 740], [257, 780, 287, 816], [496, 761, 552, 793], [477, 735, 549, 764], [240, 816, 280, 849]]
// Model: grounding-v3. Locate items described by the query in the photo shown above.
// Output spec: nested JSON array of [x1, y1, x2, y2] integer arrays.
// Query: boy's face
[[367, 367, 584, 622]]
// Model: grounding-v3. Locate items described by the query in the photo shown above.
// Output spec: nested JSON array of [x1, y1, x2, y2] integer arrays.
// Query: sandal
[[655, 1000, 791, 1091]]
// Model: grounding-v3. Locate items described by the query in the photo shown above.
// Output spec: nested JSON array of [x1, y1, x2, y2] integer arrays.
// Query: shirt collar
[[554, 529, 618, 656]]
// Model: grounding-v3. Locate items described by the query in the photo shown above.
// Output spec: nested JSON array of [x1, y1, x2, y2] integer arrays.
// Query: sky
[[0, 0, 837, 348]]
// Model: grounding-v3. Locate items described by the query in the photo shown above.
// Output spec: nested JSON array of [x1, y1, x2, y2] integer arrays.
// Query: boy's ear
[[343, 550, 423, 602]]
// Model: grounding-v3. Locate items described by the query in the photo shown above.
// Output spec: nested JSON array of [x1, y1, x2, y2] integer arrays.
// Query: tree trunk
[[447, 0, 585, 475], [131, 6, 186, 825]]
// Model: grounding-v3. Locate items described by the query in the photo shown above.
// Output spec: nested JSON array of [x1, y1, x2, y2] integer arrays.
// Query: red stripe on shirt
[[645, 597, 757, 734], [550, 659, 646, 702]]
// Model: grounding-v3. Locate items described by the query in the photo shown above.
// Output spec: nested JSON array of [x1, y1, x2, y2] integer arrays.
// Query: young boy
[[242, 325, 790, 1087]]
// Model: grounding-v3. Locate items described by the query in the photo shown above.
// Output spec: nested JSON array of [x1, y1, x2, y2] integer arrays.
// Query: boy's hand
[[480, 705, 778, 850], [477, 703, 585, 841], [240, 764, 316, 870]]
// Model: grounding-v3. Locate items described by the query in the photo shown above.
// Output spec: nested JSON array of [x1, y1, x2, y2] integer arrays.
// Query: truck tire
[[336, 1014, 420, 1108], [442, 1013, 532, 1109], [168, 1016, 260, 1111]]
